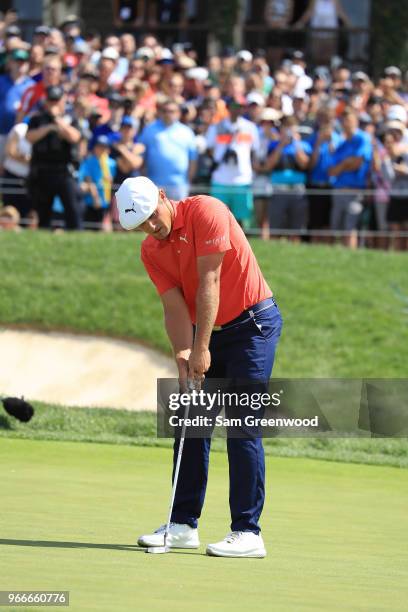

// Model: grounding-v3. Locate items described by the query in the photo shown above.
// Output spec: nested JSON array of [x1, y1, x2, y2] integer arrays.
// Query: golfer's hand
[[176, 349, 191, 392], [188, 347, 211, 382]]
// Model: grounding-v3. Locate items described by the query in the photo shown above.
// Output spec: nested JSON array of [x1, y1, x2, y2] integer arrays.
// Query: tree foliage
[[371, 0, 408, 75], [208, 0, 240, 48]]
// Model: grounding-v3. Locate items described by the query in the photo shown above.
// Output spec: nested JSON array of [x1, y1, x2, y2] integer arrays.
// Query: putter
[[146, 379, 196, 554]]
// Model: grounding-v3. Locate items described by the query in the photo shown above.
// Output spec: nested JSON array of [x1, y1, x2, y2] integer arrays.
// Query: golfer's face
[[139, 202, 171, 240]]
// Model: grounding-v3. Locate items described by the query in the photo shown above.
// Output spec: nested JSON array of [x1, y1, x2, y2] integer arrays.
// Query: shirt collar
[[170, 199, 185, 232]]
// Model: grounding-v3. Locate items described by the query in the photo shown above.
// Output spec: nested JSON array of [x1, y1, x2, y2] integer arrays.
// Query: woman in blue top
[[308, 107, 342, 242], [256, 116, 311, 241]]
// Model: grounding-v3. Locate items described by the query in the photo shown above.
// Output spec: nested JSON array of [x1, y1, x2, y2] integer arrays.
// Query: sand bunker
[[0, 329, 176, 411]]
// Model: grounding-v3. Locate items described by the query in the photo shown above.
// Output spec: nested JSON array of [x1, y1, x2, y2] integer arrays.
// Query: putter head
[[146, 545, 170, 554]]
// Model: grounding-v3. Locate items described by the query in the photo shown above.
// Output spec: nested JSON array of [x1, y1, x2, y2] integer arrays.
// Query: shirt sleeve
[[78, 159, 89, 182], [187, 128, 198, 161], [267, 140, 279, 155], [137, 126, 147, 146], [354, 135, 371, 159], [205, 125, 217, 149], [192, 196, 232, 256], [141, 243, 179, 295], [27, 114, 40, 130], [251, 124, 260, 153]]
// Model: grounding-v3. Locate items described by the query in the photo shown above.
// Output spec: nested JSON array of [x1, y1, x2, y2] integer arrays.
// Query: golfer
[[115, 176, 283, 558]]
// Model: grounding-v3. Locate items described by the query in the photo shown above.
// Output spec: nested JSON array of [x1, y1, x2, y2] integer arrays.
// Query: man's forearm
[[26, 124, 55, 144], [164, 310, 194, 358], [57, 123, 81, 144], [194, 277, 220, 351]]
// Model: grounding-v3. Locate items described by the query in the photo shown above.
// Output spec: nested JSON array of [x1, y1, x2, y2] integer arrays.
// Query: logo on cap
[[125, 203, 138, 214]]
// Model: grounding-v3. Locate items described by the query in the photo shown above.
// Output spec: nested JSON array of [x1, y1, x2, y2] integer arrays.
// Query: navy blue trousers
[[171, 298, 283, 533]]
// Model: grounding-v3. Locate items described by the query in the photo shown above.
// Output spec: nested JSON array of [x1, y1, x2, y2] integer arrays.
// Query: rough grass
[[1, 402, 407, 469], [0, 231, 407, 377]]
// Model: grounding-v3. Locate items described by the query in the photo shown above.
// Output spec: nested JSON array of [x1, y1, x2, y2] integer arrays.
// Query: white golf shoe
[[137, 523, 200, 549], [206, 531, 266, 558]]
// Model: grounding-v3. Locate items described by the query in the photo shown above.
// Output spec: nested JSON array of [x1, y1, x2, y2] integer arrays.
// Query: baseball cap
[[352, 71, 369, 82], [101, 47, 119, 61], [221, 46, 235, 58], [384, 66, 402, 77], [108, 91, 124, 106], [292, 50, 305, 61], [246, 91, 265, 106], [185, 67, 209, 81], [121, 115, 137, 128], [6, 25, 21, 38], [10, 48, 29, 62], [60, 14, 80, 29], [74, 40, 89, 54], [260, 107, 282, 122], [157, 48, 174, 64], [46, 85, 64, 101], [387, 104, 407, 124], [236, 50, 253, 63], [314, 66, 331, 81], [359, 112, 373, 125], [177, 55, 196, 70], [135, 46, 154, 61], [35, 25, 51, 36], [44, 45, 61, 56], [116, 177, 159, 230], [94, 135, 111, 147], [386, 120, 405, 133]]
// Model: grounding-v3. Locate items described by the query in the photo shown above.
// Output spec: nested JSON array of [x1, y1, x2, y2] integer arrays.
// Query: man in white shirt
[[206, 97, 259, 224]]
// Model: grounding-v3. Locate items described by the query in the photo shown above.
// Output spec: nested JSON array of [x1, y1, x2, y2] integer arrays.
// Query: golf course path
[[0, 328, 175, 411]]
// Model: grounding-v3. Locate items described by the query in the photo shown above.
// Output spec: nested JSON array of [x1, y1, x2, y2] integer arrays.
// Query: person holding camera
[[26, 85, 82, 229], [206, 96, 259, 226], [256, 115, 311, 240]]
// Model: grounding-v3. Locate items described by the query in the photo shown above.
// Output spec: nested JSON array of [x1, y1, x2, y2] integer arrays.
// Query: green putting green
[[1, 439, 407, 612]]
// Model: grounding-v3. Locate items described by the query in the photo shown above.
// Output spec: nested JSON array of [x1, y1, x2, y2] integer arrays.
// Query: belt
[[212, 297, 276, 332]]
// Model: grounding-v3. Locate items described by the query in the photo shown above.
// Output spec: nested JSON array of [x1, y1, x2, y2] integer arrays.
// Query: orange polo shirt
[[141, 195, 272, 325]]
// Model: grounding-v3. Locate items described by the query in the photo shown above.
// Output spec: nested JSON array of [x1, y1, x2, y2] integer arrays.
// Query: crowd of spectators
[[1, 10, 408, 249]]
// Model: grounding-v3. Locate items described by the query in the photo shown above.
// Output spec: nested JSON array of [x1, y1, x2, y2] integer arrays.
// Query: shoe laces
[[154, 522, 176, 534], [225, 531, 244, 543]]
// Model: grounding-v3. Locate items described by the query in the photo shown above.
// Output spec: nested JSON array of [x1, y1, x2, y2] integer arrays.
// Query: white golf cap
[[236, 50, 253, 63], [135, 46, 155, 60], [246, 91, 265, 106], [116, 177, 159, 230], [260, 107, 282, 122], [185, 66, 209, 81], [101, 46, 119, 61], [387, 104, 407, 124]]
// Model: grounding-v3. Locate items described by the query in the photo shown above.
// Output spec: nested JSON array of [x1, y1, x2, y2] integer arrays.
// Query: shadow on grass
[[0, 538, 203, 555]]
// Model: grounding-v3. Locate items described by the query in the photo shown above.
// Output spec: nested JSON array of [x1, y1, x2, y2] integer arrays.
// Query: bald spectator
[[138, 99, 197, 199], [17, 55, 62, 121]]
